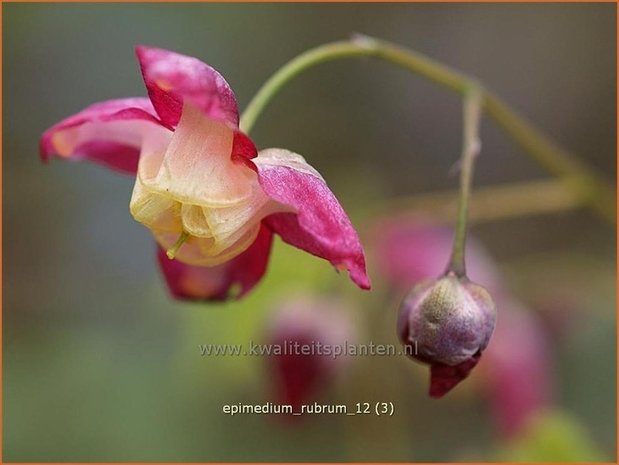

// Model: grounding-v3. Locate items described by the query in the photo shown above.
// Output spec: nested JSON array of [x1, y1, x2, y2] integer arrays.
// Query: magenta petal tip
[[429, 354, 481, 398], [135, 44, 239, 128]]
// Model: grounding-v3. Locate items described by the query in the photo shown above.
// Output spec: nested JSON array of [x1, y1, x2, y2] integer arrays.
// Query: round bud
[[398, 272, 497, 397]]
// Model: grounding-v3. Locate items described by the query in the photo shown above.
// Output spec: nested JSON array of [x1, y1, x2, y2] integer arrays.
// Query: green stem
[[240, 35, 615, 224], [483, 93, 616, 223], [240, 39, 384, 134], [448, 88, 484, 277]]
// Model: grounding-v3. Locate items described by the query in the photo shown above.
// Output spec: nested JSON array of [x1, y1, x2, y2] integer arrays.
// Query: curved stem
[[483, 93, 616, 223], [448, 88, 484, 277], [239, 40, 383, 134], [240, 35, 615, 224]]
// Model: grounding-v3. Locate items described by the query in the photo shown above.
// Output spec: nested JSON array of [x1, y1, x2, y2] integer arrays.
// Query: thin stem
[[239, 35, 615, 224], [240, 35, 470, 134], [447, 88, 484, 277], [483, 93, 616, 223], [240, 40, 383, 134], [166, 231, 189, 260]]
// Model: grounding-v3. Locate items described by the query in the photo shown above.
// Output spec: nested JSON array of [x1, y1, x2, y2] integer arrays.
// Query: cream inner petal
[[130, 104, 289, 266], [138, 104, 254, 206], [253, 147, 325, 181], [154, 226, 261, 267]]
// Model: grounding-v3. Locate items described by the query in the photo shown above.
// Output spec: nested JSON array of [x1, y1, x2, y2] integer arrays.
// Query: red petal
[[272, 335, 329, 411], [156, 225, 273, 301], [232, 130, 258, 160], [268, 297, 354, 411], [136, 45, 239, 128], [40, 97, 165, 175], [257, 159, 370, 290], [429, 354, 481, 398]]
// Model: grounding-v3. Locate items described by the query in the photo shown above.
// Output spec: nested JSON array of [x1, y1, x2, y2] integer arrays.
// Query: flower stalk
[[448, 87, 484, 277], [240, 35, 615, 224]]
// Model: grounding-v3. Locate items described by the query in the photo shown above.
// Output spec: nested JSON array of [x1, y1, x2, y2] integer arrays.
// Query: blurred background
[[3, 3, 616, 462]]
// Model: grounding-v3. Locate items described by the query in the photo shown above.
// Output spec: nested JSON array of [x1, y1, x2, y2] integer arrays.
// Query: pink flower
[[372, 216, 504, 296], [374, 217, 552, 424], [479, 298, 552, 438], [265, 295, 355, 414], [41, 46, 370, 301]]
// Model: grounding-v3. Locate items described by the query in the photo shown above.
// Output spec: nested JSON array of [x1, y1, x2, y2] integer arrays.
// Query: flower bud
[[398, 272, 497, 398]]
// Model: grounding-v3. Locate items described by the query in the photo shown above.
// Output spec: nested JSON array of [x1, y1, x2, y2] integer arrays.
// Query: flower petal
[[372, 217, 506, 296], [232, 130, 258, 160], [40, 97, 170, 174], [154, 224, 261, 267], [482, 299, 552, 437], [136, 45, 239, 128], [135, 104, 254, 206], [130, 105, 281, 266], [429, 354, 481, 399], [254, 148, 370, 290], [267, 296, 355, 411], [156, 224, 273, 301]]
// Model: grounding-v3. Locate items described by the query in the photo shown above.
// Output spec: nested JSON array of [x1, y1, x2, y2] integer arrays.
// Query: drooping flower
[[41, 46, 370, 301], [398, 272, 497, 398], [265, 295, 355, 414], [371, 216, 497, 396], [481, 298, 552, 438], [374, 217, 553, 419], [372, 216, 504, 296]]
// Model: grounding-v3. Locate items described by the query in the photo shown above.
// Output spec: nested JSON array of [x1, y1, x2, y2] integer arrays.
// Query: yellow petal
[[138, 104, 254, 207]]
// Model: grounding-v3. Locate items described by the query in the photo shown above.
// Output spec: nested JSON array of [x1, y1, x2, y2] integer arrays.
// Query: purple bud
[[398, 272, 497, 398]]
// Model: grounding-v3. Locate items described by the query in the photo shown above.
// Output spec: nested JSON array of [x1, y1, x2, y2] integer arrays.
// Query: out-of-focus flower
[[480, 298, 552, 438], [265, 295, 355, 413], [373, 216, 504, 295], [41, 46, 369, 301], [398, 273, 497, 398], [529, 295, 581, 342], [374, 217, 553, 425]]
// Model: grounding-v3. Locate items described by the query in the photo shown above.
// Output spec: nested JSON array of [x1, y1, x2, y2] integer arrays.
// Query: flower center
[[130, 104, 277, 266]]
